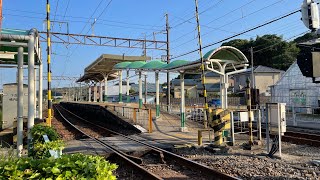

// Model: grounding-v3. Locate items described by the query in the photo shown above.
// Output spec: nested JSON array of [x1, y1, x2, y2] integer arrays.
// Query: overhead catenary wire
[[171, 9, 300, 60], [3, 8, 163, 28], [170, 0, 287, 51]]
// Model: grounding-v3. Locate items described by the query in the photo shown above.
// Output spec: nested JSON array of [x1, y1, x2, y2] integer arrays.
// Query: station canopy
[[77, 54, 151, 83], [113, 46, 249, 74], [0, 28, 41, 65]]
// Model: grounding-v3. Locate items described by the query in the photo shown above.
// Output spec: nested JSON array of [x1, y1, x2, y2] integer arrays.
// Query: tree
[[222, 34, 300, 70]]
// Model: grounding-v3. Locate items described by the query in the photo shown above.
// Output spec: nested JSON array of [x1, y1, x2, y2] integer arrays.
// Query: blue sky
[[2, 0, 309, 88]]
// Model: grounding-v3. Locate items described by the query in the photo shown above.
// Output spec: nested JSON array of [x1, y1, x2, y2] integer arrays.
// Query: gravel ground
[[172, 138, 320, 180]]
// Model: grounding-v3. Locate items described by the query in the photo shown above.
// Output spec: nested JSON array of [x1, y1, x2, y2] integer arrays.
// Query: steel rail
[[234, 125, 320, 147], [58, 103, 238, 180], [53, 104, 162, 180]]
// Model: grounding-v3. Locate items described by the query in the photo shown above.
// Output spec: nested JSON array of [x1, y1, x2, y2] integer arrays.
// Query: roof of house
[[254, 65, 285, 73], [171, 79, 199, 86], [131, 83, 162, 93], [196, 83, 221, 92]]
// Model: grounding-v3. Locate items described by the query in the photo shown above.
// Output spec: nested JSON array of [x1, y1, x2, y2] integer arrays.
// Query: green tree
[[222, 34, 300, 70]]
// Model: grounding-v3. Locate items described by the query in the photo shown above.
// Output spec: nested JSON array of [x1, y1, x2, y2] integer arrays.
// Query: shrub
[[30, 123, 60, 143], [0, 153, 118, 180]]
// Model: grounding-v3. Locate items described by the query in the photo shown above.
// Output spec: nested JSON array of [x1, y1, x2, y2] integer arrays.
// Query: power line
[[171, 9, 300, 60], [172, 0, 224, 29], [170, 0, 286, 51], [3, 8, 163, 28], [206, 0, 257, 25], [62, 0, 70, 20]]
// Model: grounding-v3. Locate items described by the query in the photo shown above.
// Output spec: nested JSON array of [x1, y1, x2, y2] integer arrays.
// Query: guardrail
[[105, 104, 153, 133]]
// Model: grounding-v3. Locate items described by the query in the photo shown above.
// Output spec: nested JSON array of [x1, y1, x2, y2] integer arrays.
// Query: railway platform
[[58, 101, 213, 155]]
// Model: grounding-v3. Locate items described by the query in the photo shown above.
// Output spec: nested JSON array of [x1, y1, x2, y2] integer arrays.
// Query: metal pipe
[[155, 71, 160, 118], [39, 61, 43, 119], [139, 71, 142, 109], [126, 70, 130, 103], [180, 72, 186, 131], [17, 46, 24, 157], [27, 34, 35, 153], [119, 70, 122, 102], [230, 111, 235, 146]]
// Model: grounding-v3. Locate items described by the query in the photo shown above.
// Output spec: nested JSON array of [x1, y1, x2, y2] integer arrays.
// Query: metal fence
[[105, 104, 152, 133]]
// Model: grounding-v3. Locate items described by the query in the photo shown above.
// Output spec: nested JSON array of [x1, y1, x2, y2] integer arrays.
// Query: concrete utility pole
[[250, 47, 255, 88], [166, 13, 171, 111], [247, 78, 253, 146], [194, 0, 208, 128], [144, 35, 148, 104]]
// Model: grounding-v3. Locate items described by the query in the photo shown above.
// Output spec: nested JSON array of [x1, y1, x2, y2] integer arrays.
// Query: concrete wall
[[60, 102, 141, 134], [173, 85, 197, 98], [234, 72, 281, 94], [2, 84, 28, 129]]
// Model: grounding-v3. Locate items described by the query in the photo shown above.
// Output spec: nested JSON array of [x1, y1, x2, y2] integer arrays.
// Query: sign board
[[239, 111, 254, 122]]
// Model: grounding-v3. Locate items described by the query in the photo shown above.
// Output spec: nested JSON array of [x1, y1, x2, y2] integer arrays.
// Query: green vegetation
[[0, 124, 118, 179], [30, 124, 64, 159], [0, 153, 118, 180], [30, 123, 60, 143], [222, 34, 300, 70]]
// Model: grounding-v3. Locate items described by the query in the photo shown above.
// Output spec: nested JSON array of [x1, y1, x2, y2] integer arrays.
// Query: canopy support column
[[119, 70, 123, 102], [104, 74, 109, 102], [93, 83, 97, 102], [180, 72, 187, 132], [223, 75, 229, 109], [99, 81, 103, 102], [27, 35, 35, 153], [34, 67, 37, 118], [17, 46, 24, 157], [126, 70, 130, 103], [88, 83, 92, 102], [155, 71, 160, 118], [139, 71, 143, 109], [39, 62, 43, 119]]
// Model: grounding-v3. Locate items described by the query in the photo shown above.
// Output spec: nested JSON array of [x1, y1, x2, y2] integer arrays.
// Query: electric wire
[[171, 9, 300, 60]]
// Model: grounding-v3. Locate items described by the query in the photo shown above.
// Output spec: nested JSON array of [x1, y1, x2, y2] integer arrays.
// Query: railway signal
[[301, 0, 320, 32]]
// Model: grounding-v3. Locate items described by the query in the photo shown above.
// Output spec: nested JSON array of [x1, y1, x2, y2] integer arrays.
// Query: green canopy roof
[[163, 60, 189, 69], [141, 60, 166, 70], [113, 61, 132, 69], [1, 28, 29, 36], [126, 61, 146, 69], [203, 46, 248, 63], [0, 28, 41, 65]]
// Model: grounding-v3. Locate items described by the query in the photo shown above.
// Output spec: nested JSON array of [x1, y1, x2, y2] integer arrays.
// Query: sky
[[1, 0, 310, 89]]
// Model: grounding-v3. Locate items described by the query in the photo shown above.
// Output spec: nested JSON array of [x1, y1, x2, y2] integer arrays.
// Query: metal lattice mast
[[194, 0, 208, 128], [46, 0, 52, 126]]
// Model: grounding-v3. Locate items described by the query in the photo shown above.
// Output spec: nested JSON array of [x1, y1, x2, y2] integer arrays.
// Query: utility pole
[[194, 0, 208, 128], [144, 34, 147, 104], [46, 0, 52, 126], [166, 13, 171, 111], [250, 47, 255, 88]]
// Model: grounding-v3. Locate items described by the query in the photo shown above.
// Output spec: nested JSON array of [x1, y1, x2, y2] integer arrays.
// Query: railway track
[[54, 104, 237, 180], [235, 124, 320, 147]]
